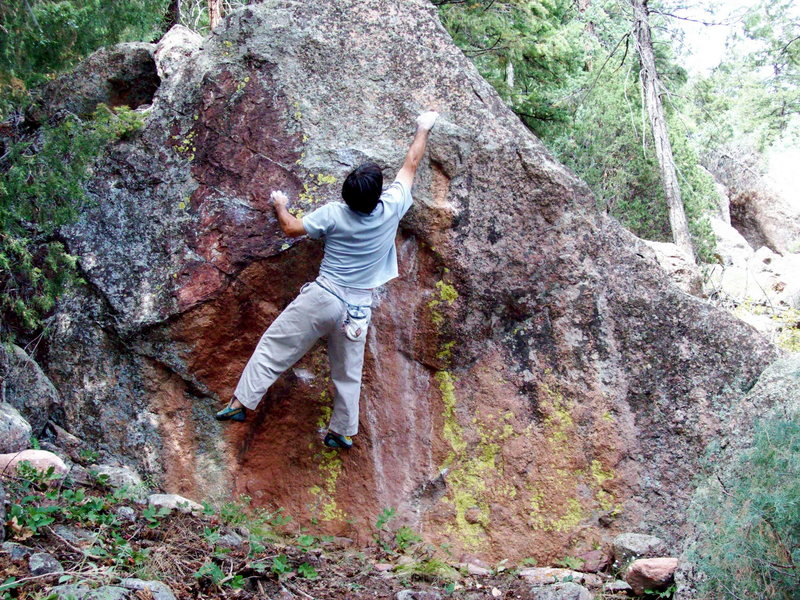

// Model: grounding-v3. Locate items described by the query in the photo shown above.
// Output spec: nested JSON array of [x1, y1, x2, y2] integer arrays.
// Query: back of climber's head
[[342, 162, 383, 215]]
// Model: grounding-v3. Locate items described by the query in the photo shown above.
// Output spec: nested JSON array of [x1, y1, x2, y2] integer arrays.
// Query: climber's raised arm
[[394, 111, 439, 190], [271, 190, 306, 237]]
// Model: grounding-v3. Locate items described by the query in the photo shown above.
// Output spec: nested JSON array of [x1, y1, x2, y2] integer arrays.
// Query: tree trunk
[[164, 0, 181, 30], [208, 0, 222, 30], [630, 0, 695, 261]]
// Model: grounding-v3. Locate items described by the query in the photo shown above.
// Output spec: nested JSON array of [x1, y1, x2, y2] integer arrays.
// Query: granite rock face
[[0, 403, 32, 453], [36, 1, 779, 562], [3, 344, 62, 435]]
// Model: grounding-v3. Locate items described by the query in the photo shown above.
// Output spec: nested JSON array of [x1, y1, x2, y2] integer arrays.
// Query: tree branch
[[648, 9, 732, 27]]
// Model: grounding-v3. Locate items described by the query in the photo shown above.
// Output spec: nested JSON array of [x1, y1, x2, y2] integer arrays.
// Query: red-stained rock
[[35, 0, 780, 566], [576, 549, 610, 573], [625, 557, 679, 595]]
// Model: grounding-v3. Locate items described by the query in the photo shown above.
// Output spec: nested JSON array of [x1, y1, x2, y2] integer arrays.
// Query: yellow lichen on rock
[[524, 381, 620, 533]]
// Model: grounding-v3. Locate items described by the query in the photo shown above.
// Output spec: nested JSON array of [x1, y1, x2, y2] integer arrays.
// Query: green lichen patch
[[309, 448, 346, 523], [428, 279, 459, 327], [523, 381, 621, 532], [435, 368, 518, 549]]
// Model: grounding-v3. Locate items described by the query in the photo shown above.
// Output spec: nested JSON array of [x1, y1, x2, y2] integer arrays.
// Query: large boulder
[[30, 42, 159, 120], [3, 344, 62, 435], [0, 450, 68, 476], [38, 0, 778, 563], [0, 403, 32, 453]]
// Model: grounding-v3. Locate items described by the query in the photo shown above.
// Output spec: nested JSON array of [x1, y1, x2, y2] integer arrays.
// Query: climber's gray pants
[[233, 276, 372, 437]]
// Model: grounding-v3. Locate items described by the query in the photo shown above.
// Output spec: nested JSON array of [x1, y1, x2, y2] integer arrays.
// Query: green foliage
[[554, 555, 585, 571], [14, 461, 60, 489], [774, 308, 800, 352], [375, 506, 396, 530], [77, 448, 100, 465], [271, 554, 290, 575], [440, 0, 720, 259], [0, 0, 168, 111], [142, 504, 170, 528], [296, 533, 317, 550], [296, 562, 318, 580], [645, 584, 676, 598], [395, 558, 461, 583], [395, 525, 422, 552], [437, 0, 585, 133], [219, 494, 253, 526], [193, 561, 225, 585], [0, 105, 144, 338], [689, 414, 800, 599], [6, 496, 59, 537]]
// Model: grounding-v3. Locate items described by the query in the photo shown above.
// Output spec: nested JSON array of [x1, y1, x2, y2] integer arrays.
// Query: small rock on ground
[[576, 549, 610, 573], [0, 481, 5, 542], [52, 524, 98, 547], [529, 582, 593, 600], [29, 552, 63, 575], [114, 506, 137, 522], [119, 578, 177, 600], [147, 493, 203, 514], [90, 464, 145, 498], [626, 557, 679, 595], [87, 586, 129, 600], [2, 541, 33, 559], [518, 567, 586, 586], [49, 584, 91, 600], [612, 532, 667, 564], [605, 579, 633, 593], [396, 590, 442, 600]]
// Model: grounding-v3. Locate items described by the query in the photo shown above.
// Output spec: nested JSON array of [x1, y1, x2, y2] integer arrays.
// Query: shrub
[[689, 413, 800, 599], [0, 105, 143, 339]]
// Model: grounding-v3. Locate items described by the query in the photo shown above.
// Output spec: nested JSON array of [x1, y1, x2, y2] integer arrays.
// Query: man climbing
[[215, 111, 439, 449]]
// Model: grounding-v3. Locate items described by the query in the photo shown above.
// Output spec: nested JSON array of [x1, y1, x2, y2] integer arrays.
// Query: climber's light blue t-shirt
[[302, 181, 412, 289]]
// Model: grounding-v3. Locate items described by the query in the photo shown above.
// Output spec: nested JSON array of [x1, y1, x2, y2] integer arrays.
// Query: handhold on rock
[[625, 557, 679, 595], [0, 450, 67, 476]]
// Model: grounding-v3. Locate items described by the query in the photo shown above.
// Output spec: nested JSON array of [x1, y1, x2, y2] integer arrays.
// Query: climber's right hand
[[416, 111, 439, 132]]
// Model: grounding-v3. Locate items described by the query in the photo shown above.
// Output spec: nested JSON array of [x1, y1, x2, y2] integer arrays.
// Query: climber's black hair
[[341, 162, 383, 215]]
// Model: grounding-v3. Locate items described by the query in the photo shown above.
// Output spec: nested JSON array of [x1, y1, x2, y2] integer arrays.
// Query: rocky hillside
[[3, 0, 783, 567]]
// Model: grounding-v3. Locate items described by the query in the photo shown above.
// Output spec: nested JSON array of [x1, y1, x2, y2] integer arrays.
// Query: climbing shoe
[[324, 431, 353, 449], [215, 405, 246, 422]]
